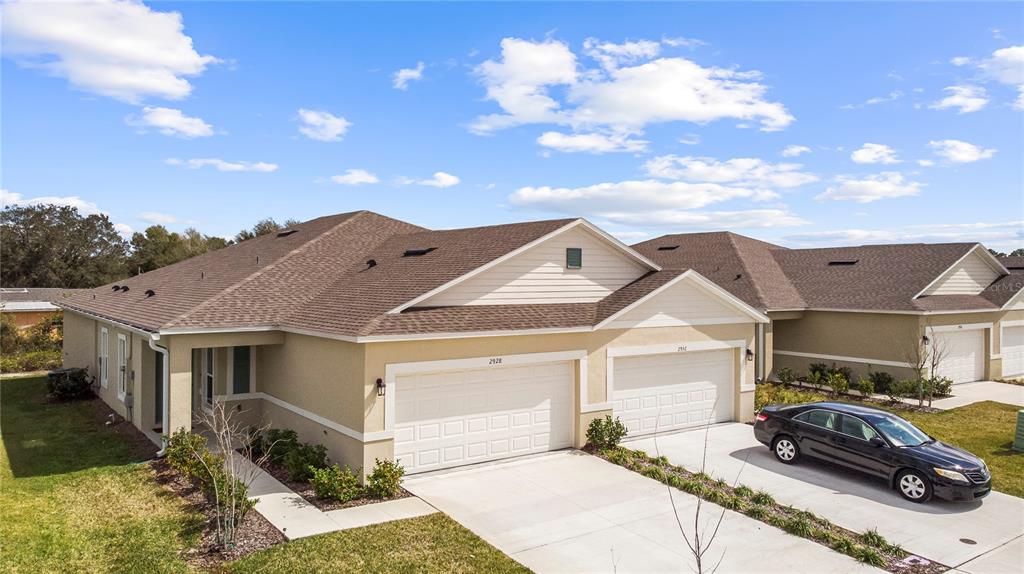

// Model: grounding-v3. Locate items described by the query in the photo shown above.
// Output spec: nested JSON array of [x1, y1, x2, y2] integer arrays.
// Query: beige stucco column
[[166, 338, 193, 434]]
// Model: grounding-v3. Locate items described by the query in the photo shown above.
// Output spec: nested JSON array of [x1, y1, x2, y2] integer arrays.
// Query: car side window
[[793, 410, 837, 431], [839, 415, 879, 442]]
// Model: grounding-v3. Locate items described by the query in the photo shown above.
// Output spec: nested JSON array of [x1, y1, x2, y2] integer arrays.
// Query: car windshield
[[870, 414, 931, 447]]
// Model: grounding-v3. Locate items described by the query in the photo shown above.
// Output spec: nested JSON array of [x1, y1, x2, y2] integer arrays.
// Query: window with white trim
[[116, 333, 127, 400], [99, 328, 108, 388]]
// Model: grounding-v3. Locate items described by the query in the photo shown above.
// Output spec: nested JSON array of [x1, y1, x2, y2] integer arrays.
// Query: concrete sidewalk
[[913, 381, 1024, 410], [234, 451, 436, 540]]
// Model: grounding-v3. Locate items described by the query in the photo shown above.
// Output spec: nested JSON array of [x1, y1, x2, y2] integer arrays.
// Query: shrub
[[751, 490, 775, 505], [310, 464, 363, 502], [832, 537, 857, 554], [734, 485, 754, 498], [282, 442, 328, 482], [784, 516, 814, 537], [46, 367, 93, 400], [868, 371, 895, 394], [641, 465, 667, 482], [853, 545, 886, 567], [829, 365, 853, 384], [859, 528, 888, 549], [585, 415, 628, 450], [605, 448, 632, 467], [746, 505, 768, 520], [260, 429, 299, 465], [666, 474, 685, 489], [931, 377, 953, 397], [755, 383, 826, 411], [856, 377, 875, 397], [776, 367, 797, 384], [165, 429, 210, 478], [805, 370, 824, 391], [366, 458, 405, 499], [808, 363, 828, 379], [888, 379, 916, 402], [722, 495, 745, 511], [824, 371, 849, 396], [0, 349, 62, 373]]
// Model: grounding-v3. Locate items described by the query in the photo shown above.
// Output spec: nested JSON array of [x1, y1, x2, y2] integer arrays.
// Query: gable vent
[[276, 229, 299, 237], [657, 245, 680, 251], [827, 259, 859, 266], [403, 247, 437, 257]]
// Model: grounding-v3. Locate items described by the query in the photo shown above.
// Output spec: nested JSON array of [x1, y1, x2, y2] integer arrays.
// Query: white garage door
[[933, 329, 986, 384], [1002, 325, 1024, 378], [394, 361, 573, 474], [612, 349, 734, 437]]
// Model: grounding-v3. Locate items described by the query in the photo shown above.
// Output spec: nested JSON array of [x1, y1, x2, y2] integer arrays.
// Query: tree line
[[0, 204, 299, 289]]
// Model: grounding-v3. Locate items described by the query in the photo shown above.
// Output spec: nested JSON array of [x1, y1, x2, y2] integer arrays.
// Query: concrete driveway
[[406, 451, 881, 574], [924, 381, 1024, 410], [626, 424, 1024, 573]]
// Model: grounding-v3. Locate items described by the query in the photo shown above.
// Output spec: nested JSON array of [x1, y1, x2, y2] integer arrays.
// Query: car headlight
[[934, 468, 970, 484]]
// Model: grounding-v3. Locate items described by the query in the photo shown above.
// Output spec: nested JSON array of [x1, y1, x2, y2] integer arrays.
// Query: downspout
[[148, 335, 170, 457]]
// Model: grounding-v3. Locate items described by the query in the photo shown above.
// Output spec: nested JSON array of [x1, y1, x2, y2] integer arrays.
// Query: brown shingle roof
[[638, 233, 1022, 313], [1, 288, 80, 303], [633, 232, 804, 311]]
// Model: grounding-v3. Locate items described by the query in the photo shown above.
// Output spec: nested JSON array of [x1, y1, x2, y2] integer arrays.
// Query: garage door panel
[[613, 349, 735, 437], [1003, 326, 1024, 377], [933, 329, 985, 384], [395, 361, 573, 474]]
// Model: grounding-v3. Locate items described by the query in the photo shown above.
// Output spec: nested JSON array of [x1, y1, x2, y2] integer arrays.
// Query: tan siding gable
[[603, 278, 750, 329], [419, 226, 647, 306], [922, 250, 1000, 296]]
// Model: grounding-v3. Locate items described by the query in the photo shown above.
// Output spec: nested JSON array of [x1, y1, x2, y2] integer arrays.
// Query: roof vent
[[366, 259, 377, 269], [111, 285, 120, 291], [145, 289, 156, 298], [657, 245, 680, 251], [119, 286, 129, 292], [827, 259, 859, 266], [276, 229, 299, 237], [403, 247, 437, 257]]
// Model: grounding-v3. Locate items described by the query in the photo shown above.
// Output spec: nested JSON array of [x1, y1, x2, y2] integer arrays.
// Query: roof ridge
[[163, 211, 377, 329], [725, 233, 769, 310]]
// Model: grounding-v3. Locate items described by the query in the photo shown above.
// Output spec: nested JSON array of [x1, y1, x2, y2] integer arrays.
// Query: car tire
[[772, 436, 799, 464], [896, 469, 933, 503]]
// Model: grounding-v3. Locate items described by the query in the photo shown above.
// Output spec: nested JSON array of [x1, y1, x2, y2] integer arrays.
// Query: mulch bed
[[248, 456, 412, 511], [152, 459, 286, 569]]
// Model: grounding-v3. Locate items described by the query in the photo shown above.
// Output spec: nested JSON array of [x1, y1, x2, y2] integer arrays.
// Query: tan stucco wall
[[3, 310, 58, 329], [772, 308, 1024, 382], [61, 311, 95, 376]]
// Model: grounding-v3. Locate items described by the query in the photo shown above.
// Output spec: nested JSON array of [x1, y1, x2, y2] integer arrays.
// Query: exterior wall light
[[922, 335, 930, 346], [376, 378, 386, 397], [745, 349, 754, 362]]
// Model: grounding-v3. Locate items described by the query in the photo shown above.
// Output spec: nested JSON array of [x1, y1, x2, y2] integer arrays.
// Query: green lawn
[[1, 376, 530, 573], [0, 376, 203, 573], [756, 385, 1024, 498], [228, 513, 530, 574], [900, 401, 1024, 498]]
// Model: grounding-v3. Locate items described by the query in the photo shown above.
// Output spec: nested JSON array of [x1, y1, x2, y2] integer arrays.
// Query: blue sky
[[2, 1, 1022, 250]]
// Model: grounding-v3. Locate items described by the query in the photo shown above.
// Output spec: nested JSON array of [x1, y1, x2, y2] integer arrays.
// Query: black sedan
[[754, 401, 991, 503]]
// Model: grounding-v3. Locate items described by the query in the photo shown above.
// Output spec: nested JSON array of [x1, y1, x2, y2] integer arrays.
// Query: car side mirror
[[870, 437, 886, 448]]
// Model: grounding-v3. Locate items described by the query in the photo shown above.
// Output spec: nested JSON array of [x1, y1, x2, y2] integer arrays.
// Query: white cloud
[[841, 90, 903, 109], [781, 145, 811, 157], [928, 139, 997, 163], [1, 0, 217, 103], [783, 220, 1024, 250], [980, 45, 1024, 109], [584, 38, 661, 70], [330, 169, 379, 185], [536, 131, 648, 153], [609, 230, 650, 242], [470, 37, 793, 136], [126, 106, 213, 138], [139, 211, 182, 224], [1, 189, 101, 215], [930, 85, 988, 113], [113, 223, 134, 236], [950, 56, 971, 66], [644, 155, 818, 188], [297, 108, 351, 142], [606, 209, 808, 229], [402, 172, 460, 188], [678, 133, 701, 145], [165, 158, 278, 172], [816, 172, 923, 203], [393, 61, 425, 90], [662, 36, 707, 49], [917, 159, 935, 167], [851, 143, 900, 165]]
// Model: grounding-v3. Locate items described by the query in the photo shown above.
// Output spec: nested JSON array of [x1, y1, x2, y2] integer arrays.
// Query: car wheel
[[896, 469, 933, 503], [772, 436, 799, 464]]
